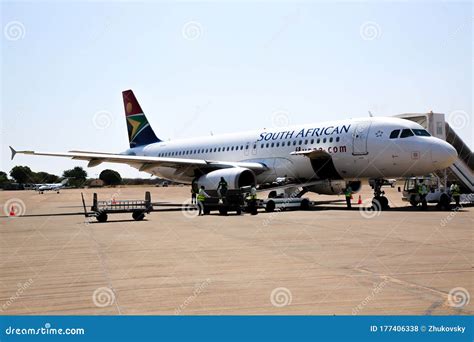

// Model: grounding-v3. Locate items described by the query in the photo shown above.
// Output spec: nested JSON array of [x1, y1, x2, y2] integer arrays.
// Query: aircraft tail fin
[[122, 90, 161, 148]]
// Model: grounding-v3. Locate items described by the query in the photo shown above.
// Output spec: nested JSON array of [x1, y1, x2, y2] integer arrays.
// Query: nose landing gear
[[372, 179, 390, 210]]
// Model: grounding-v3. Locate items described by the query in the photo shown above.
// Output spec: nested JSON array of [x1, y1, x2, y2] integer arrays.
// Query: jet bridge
[[396, 112, 473, 193]]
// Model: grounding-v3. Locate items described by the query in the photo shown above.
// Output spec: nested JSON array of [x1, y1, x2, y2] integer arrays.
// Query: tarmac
[[0, 185, 472, 315]]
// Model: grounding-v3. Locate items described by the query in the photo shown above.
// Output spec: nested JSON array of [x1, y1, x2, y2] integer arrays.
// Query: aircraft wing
[[9, 146, 269, 174]]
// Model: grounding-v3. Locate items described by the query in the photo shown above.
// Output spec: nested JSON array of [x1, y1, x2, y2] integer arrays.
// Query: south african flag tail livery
[[122, 90, 161, 148]]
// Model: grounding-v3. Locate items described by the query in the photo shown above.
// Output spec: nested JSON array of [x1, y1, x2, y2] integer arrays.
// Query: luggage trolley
[[82, 191, 153, 222]]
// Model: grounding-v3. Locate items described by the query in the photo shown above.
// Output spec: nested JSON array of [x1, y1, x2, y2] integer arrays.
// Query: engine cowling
[[196, 168, 256, 190], [306, 180, 361, 195]]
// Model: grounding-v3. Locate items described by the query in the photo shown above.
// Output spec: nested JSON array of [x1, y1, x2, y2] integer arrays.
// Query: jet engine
[[306, 180, 361, 195], [196, 168, 257, 190]]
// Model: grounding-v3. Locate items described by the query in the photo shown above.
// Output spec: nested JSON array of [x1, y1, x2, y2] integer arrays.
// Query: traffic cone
[[9, 205, 16, 216], [112, 198, 116, 205], [357, 195, 362, 205]]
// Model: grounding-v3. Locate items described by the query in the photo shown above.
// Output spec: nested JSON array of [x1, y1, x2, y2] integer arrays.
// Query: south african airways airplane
[[10, 90, 457, 207]]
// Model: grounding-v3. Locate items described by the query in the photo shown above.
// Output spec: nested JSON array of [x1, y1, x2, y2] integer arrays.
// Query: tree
[[10, 166, 34, 184], [63, 166, 87, 187], [34, 172, 59, 184], [99, 169, 122, 186], [0, 171, 10, 185]]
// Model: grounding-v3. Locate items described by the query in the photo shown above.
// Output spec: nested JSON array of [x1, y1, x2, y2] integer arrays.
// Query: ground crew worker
[[217, 177, 228, 202], [345, 185, 352, 209], [418, 180, 428, 210], [197, 186, 210, 216], [247, 185, 258, 215], [191, 182, 198, 204], [450, 182, 460, 207]]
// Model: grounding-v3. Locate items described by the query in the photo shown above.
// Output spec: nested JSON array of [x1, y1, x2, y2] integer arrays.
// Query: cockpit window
[[400, 129, 414, 138], [412, 129, 431, 137], [389, 129, 400, 139]]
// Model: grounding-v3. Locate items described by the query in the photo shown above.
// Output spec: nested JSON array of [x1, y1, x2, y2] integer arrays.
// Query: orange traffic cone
[[357, 195, 362, 205], [9, 205, 16, 216], [112, 198, 116, 205]]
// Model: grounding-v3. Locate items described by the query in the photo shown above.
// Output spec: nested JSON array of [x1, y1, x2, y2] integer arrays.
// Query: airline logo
[[257, 124, 351, 141], [126, 112, 150, 143]]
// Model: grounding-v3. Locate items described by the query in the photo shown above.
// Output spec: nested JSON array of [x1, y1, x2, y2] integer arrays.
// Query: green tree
[[10, 166, 34, 184], [99, 169, 122, 186], [34, 172, 59, 184], [0, 171, 10, 185], [63, 166, 87, 187]]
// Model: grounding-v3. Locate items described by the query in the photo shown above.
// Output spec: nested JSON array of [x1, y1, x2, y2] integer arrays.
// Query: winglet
[[9, 146, 16, 160]]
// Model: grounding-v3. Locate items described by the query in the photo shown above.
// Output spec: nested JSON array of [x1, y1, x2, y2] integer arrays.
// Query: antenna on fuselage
[[368, 111, 374, 117]]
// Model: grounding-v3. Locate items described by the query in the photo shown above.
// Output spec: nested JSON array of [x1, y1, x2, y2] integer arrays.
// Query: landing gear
[[372, 179, 390, 210]]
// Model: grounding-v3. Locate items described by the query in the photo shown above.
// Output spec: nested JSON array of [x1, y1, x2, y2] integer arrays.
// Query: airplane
[[36, 179, 68, 194], [9, 90, 458, 209]]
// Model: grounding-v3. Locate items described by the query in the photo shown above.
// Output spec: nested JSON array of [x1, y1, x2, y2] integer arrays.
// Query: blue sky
[[1, 1, 472, 178]]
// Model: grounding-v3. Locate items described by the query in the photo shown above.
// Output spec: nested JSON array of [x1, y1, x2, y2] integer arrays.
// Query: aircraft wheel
[[379, 196, 389, 210], [371, 198, 382, 211]]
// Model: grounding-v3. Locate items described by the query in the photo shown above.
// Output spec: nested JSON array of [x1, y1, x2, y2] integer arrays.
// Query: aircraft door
[[352, 122, 372, 155], [244, 142, 250, 156], [251, 141, 257, 155]]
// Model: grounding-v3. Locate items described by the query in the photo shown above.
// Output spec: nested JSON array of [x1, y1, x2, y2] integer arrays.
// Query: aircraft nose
[[431, 140, 457, 169]]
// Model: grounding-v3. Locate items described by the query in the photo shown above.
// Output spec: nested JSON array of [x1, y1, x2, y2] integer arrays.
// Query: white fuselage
[[125, 117, 457, 186]]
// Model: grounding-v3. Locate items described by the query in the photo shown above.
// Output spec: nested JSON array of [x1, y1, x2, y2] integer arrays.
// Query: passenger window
[[253, 144, 256, 149], [323, 138, 327, 143], [266, 143, 269, 148], [329, 137, 333, 143], [299, 140, 302, 145], [317, 138, 320, 144], [271, 143, 274, 147], [389, 129, 400, 139], [293, 141, 296, 146], [261, 144, 264, 148], [304, 140, 308, 145], [245, 145, 249, 150], [276, 142, 280, 147], [336, 137, 340, 142], [310, 139, 314, 144], [400, 129, 414, 138]]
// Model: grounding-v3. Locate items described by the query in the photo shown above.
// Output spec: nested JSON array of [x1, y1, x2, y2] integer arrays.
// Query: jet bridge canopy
[[396, 112, 473, 193]]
